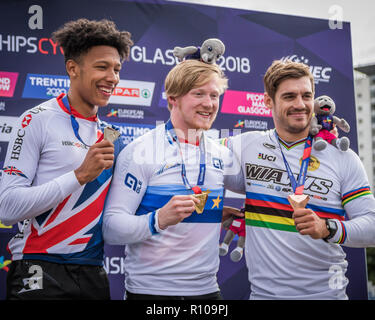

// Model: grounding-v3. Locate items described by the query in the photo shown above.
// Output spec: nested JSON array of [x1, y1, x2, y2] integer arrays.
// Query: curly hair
[[52, 18, 133, 63]]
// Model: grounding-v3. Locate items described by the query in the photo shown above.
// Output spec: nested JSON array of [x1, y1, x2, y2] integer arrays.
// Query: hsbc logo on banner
[[109, 80, 155, 107], [280, 55, 332, 84], [0, 71, 18, 97]]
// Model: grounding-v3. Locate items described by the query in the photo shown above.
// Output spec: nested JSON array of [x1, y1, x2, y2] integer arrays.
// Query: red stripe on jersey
[[44, 195, 71, 227], [313, 211, 345, 221], [69, 236, 91, 245], [23, 183, 110, 253], [246, 197, 345, 221], [246, 198, 291, 211], [97, 130, 104, 142]]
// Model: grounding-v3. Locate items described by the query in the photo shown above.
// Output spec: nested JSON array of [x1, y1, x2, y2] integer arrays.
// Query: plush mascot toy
[[219, 208, 245, 262], [173, 38, 225, 64], [310, 95, 351, 151]]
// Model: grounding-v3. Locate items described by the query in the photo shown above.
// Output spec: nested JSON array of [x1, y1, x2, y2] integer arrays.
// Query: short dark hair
[[52, 18, 133, 63], [263, 60, 315, 101]]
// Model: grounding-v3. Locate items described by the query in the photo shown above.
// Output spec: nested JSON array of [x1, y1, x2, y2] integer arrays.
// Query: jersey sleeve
[[328, 150, 375, 247], [0, 108, 81, 226], [102, 138, 161, 245], [218, 136, 246, 195]]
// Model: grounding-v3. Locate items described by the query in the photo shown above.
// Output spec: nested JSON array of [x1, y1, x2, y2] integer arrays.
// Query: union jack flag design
[[2, 96, 125, 266], [2, 166, 27, 178], [7, 167, 113, 265]]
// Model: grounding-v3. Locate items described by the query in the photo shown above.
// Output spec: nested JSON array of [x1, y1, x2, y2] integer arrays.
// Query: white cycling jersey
[[225, 129, 375, 299], [0, 94, 123, 265], [103, 122, 238, 296]]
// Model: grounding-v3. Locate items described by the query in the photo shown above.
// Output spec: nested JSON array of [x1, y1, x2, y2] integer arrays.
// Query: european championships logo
[[0, 256, 11, 272]]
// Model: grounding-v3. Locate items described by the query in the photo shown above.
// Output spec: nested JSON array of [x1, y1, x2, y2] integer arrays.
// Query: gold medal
[[288, 194, 310, 210], [104, 126, 120, 143], [192, 190, 211, 214]]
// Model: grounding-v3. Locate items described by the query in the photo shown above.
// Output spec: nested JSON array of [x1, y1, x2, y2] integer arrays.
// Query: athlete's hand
[[221, 206, 244, 229], [74, 140, 115, 185], [157, 195, 200, 230], [222, 206, 244, 222], [293, 208, 329, 239]]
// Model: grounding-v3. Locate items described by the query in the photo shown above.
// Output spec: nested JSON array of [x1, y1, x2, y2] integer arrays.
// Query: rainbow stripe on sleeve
[[336, 220, 347, 244], [341, 186, 372, 206], [245, 192, 346, 233], [218, 138, 229, 147]]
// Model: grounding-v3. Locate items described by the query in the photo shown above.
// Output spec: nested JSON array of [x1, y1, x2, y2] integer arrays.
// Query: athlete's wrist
[[74, 168, 90, 185], [157, 207, 168, 230], [321, 220, 331, 239]]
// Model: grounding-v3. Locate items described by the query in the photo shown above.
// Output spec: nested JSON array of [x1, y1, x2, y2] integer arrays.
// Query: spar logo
[[221, 91, 272, 117], [280, 55, 332, 84], [112, 87, 151, 99], [0, 71, 18, 97], [113, 87, 140, 97], [109, 80, 155, 107]]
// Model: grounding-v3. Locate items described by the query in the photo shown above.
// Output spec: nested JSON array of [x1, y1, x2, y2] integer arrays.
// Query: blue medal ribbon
[[165, 119, 206, 189], [274, 131, 313, 195], [60, 94, 101, 148]]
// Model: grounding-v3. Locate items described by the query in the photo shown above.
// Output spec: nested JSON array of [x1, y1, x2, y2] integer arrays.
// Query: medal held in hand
[[104, 126, 120, 143], [275, 131, 313, 210], [288, 194, 310, 210], [191, 186, 211, 214]]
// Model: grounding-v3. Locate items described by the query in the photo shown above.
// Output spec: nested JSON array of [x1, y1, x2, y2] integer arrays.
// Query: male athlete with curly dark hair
[[53, 18, 132, 63], [0, 19, 133, 300]]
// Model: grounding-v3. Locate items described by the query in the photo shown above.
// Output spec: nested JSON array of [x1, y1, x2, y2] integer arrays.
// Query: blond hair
[[165, 60, 228, 110], [263, 60, 315, 100]]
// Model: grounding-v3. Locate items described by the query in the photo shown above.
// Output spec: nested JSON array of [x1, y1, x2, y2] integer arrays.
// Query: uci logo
[[258, 153, 276, 162], [124, 173, 142, 193]]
